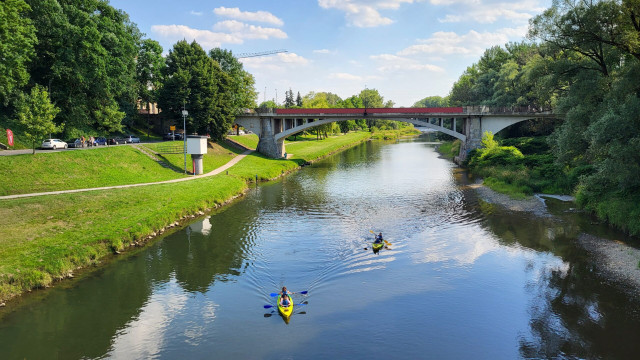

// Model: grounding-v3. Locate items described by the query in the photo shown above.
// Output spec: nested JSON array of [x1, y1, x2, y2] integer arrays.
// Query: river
[[1, 135, 640, 359]]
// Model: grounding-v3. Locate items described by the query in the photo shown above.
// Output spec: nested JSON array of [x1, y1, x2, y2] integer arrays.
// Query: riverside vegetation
[[0, 131, 375, 302]]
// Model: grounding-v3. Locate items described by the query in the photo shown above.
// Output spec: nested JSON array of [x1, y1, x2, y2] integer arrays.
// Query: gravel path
[[471, 181, 640, 296]]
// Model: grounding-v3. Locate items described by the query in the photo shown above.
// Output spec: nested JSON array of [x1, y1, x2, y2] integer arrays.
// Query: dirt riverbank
[[470, 181, 640, 297]]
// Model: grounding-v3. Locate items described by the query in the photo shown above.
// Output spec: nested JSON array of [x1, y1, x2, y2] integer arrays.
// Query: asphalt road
[[0, 142, 154, 156]]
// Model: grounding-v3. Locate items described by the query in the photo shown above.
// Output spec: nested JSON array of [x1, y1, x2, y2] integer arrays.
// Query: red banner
[[6, 129, 13, 147]]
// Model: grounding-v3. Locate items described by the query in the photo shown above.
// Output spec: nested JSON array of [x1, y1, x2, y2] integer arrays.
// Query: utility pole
[[182, 102, 188, 174]]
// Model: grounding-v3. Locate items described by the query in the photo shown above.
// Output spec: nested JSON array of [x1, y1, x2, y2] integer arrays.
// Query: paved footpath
[[0, 150, 254, 200]]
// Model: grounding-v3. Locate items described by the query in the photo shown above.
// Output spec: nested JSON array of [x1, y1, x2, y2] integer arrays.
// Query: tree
[[160, 41, 236, 140], [209, 48, 257, 112], [17, 85, 61, 153], [25, 0, 141, 135], [296, 91, 303, 107], [0, 0, 36, 106], [413, 96, 449, 107], [284, 88, 295, 108], [136, 39, 164, 114]]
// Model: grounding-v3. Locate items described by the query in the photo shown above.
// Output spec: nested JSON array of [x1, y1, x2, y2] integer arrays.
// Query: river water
[[2, 136, 640, 359]]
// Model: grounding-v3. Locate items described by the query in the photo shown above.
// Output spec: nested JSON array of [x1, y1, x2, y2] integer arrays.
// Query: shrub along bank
[[0, 131, 372, 302], [464, 134, 579, 199]]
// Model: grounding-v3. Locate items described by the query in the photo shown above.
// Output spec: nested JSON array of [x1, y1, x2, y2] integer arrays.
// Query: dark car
[[66, 139, 84, 148], [94, 137, 107, 146], [107, 137, 125, 145], [163, 133, 182, 141]]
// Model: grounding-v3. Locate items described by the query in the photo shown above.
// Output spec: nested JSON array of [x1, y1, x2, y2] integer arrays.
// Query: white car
[[123, 135, 140, 143], [41, 139, 68, 150]]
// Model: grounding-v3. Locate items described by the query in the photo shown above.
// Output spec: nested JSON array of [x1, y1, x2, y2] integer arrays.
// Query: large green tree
[[527, 0, 640, 234], [159, 41, 234, 140], [209, 48, 257, 112], [136, 39, 164, 114], [25, 0, 140, 135], [0, 0, 36, 107]]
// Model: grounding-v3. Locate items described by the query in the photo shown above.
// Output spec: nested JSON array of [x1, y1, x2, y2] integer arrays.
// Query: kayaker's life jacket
[[281, 295, 291, 305]]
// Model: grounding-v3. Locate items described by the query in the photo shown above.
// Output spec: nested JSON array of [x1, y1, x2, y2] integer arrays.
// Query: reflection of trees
[[2, 197, 262, 358], [466, 190, 640, 359], [2, 253, 153, 359]]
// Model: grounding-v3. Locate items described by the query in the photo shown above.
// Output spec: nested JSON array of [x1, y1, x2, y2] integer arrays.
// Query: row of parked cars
[[41, 135, 140, 149]]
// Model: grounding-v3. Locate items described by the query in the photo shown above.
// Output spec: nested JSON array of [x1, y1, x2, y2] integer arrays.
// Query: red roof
[[275, 107, 463, 115]]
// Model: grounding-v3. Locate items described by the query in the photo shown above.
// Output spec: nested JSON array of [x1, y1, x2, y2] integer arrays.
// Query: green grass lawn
[[143, 141, 242, 174], [285, 132, 371, 160], [0, 146, 188, 196], [228, 134, 259, 149]]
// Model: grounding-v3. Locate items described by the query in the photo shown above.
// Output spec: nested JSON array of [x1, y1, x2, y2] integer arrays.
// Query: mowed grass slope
[[143, 141, 243, 174], [0, 146, 186, 196], [228, 134, 258, 150]]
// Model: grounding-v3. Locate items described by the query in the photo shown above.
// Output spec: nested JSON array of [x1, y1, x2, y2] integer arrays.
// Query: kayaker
[[374, 232, 384, 244], [280, 287, 292, 306]]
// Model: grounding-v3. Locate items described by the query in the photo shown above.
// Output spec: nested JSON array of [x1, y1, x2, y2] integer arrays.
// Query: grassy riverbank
[[0, 131, 371, 302]]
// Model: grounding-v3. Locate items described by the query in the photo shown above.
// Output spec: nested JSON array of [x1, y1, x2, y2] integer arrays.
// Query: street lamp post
[[182, 107, 188, 174]]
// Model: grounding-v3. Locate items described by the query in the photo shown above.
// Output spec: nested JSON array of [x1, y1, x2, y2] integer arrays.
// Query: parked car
[[107, 137, 125, 145], [94, 137, 107, 146], [123, 135, 140, 143], [66, 139, 84, 148], [41, 139, 68, 150], [163, 132, 182, 141]]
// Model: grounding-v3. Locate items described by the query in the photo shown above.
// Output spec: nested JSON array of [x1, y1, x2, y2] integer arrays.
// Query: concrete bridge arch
[[234, 107, 557, 159]]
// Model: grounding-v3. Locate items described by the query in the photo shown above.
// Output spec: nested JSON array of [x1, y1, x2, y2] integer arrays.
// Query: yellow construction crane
[[236, 49, 288, 58]]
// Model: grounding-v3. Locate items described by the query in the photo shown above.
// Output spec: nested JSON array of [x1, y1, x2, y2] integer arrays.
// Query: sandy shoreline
[[470, 181, 640, 297]]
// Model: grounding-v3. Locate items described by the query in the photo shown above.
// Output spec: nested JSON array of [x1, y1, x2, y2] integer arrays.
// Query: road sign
[[6, 129, 13, 147], [170, 126, 176, 131]]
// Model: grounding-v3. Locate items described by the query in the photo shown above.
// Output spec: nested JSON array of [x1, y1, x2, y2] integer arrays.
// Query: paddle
[[269, 290, 308, 297], [264, 301, 308, 309], [369, 230, 391, 246]]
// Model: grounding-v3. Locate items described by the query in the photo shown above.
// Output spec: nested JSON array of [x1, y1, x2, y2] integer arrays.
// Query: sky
[[109, 0, 552, 107]]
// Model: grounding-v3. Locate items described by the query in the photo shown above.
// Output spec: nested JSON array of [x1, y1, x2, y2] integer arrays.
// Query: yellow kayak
[[372, 241, 384, 251], [277, 295, 293, 318]]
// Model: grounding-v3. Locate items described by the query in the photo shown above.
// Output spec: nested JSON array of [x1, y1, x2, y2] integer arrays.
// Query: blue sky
[[109, 0, 552, 107]]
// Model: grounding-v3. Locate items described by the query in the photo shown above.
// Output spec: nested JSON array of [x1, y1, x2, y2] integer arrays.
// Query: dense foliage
[[456, 0, 640, 234]]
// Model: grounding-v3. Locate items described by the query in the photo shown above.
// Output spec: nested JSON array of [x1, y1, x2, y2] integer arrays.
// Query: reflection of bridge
[[234, 106, 557, 160]]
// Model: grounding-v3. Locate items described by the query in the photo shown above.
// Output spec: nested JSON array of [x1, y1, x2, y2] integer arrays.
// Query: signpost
[[6, 129, 13, 147]]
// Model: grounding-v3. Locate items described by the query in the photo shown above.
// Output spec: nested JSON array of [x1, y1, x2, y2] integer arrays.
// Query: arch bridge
[[234, 106, 557, 160]]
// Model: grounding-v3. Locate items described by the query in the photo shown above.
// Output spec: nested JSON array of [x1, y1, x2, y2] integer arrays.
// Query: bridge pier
[[256, 117, 286, 158]]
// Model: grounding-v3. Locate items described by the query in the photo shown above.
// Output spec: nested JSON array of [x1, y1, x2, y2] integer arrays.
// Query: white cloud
[[313, 49, 333, 54], [213, 7, 284, 26], [398, 27, 525, 57], [433, 0, 545, 24], [370, 54, 445, 72], [151, 25, 242, 48], [241, 52, 310, 72], [190, 11, 203, 16], [318, 0, 420, 27], [329, 72, 363, 81], [213, 20, 287, 40], [151, 21, 287, 50]]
